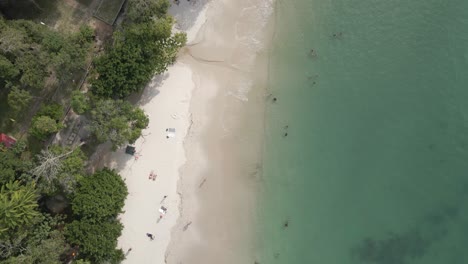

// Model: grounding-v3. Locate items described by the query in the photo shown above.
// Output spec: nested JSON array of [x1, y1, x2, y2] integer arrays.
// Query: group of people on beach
[[173, 0, 194, 5], [143, 195, 170, 243], [149, 170, 157, 181]]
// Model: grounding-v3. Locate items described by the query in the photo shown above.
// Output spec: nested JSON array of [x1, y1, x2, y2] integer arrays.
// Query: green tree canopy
[[33, 145, 86, 195], [90, 99, 149, 149], [0, 152, 20, 185], [7, 86, 32, 115], [0, 22, 27, 55], [37, 103, 64, 122], [0, 181, 40, 238], [1, 230, 69, 264], [29, 116, 62, 140], [0, 210, 66, 261], [15, 53, 48, 89], [0, 145, 31, 185], [65, 219, 124, 264], [91, 15, 186, 98], [71, 91, 89, 115], [0, 17, 94, 93], [46, 26, 94, 81], [71, 168, 127, 221], [126, 0, 170, 23], [0, 55, 19, 82], [29, 103, 64, 140], [66, 169, 127, 263]]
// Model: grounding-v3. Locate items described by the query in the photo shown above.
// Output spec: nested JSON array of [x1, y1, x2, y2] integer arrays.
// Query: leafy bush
[[65, 219, 124, 264], [90, 99, 149, 149], [0, 181, 40, 238], [29, 103, 64, 140], [71, 91, 89, 114], [37, 103, 64, 122], [66, 169, 127, 263], [0, 145, 31, 185], [91, 16, 186, 98], [126, 0, 170, 23], [71, 168, 128, 221], [8, 86, 32, 115], [29, 116, 62, 140]]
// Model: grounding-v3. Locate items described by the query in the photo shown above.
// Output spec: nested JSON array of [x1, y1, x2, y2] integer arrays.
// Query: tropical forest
[[0, 0, 185, 263]]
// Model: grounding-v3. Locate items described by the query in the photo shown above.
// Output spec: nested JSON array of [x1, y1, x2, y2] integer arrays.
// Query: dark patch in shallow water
[[351, 230, 428, 264], [351, 204, 462, 264]]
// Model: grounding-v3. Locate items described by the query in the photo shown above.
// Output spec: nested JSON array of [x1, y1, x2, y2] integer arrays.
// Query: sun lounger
[[159, 206, 167, 215], [166, 128, 176, 138]]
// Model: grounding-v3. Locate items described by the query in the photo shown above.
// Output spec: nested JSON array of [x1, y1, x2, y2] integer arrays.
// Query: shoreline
[[166, 0, 274, 263], [104, 0, 275, 263]]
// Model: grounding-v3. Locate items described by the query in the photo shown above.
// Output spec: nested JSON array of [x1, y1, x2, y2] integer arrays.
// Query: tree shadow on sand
[[1, 0, 59, 21]]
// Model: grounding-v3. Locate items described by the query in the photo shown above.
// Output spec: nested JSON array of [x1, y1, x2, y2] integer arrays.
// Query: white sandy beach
[[104, 0, 275, 263], [108, 63, 194, 264]]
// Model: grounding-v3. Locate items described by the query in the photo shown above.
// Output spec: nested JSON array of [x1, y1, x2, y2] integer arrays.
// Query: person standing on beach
[[146, 233, 154, 240]]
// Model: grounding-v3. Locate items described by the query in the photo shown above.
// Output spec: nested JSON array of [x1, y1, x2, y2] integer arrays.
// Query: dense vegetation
[[0, 18, 93, 117], [91, 0, 186, 98], [65, 169, 127, 263], [0, 0, 186, 263], [89, 99, 149, 149]]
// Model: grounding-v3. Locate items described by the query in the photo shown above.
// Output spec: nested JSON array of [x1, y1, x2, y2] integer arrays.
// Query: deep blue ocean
[[258, 0, 468, 263]]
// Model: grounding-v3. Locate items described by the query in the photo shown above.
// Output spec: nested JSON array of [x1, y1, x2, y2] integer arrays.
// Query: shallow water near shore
[[258, 0, 468, 263]]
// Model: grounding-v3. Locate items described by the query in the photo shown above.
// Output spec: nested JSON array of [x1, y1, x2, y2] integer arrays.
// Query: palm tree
[[0, 181, 40, 236]]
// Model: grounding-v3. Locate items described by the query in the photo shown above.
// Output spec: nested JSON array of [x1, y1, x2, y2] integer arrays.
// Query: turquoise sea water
[[259, 0, 468, 263]]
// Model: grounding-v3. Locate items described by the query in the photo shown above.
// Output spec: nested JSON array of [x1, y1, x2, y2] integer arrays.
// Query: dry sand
[[109, 64, 194, 264], [107, 0, 274, 263]]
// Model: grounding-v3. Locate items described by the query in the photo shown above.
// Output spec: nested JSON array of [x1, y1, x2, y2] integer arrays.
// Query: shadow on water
[[351, 230, 429, 264], [351, 204, 461, 264]]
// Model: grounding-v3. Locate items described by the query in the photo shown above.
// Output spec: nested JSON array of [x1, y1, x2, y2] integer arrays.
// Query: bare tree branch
[[31, 142, 85, 183]]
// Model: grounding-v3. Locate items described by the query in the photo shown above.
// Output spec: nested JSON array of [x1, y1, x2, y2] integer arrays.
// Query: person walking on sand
[[125, 248, 132, 256], [146, 233, 154, 240]]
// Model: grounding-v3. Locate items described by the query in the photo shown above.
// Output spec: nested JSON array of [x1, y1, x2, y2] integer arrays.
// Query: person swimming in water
[[309, 49, 317, 58], [332, 32, 343, 39]]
